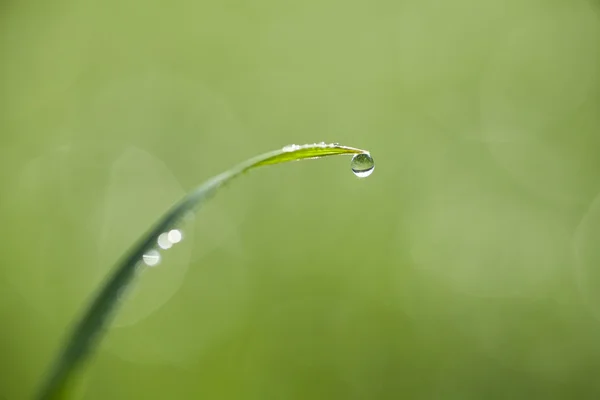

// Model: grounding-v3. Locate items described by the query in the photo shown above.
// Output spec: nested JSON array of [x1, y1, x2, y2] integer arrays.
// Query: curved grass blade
[[36, 142, 371, 400]]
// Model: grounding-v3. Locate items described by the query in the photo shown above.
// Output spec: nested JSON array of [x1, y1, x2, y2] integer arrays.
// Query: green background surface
[[2, 0, 600, 398]]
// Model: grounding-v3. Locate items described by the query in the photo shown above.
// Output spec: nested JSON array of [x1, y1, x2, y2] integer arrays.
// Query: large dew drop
[[350, 153, 375, 178]]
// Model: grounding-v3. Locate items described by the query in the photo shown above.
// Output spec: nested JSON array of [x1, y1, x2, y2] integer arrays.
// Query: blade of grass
[[36, 142, 371, 400]]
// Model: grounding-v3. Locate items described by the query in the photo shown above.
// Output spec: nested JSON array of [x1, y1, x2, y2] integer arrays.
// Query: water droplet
[[157, 229, 184, 250], [168, 229, 183, 244], [157, 233, 172, 249], [142, 249, 161, 266], [350, 153, 375, 178], [282, 144, 300, 152]]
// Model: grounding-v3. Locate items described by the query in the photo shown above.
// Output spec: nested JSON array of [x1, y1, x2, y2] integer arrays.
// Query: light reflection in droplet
[[157, 232, 172, 249], [142, 249, 161, 266], [168, 229, 183, 244]]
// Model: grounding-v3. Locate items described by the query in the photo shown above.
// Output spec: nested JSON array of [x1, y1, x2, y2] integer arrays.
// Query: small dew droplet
[[168, 229, 183, 244], [157, 233, 172, 249], [142, 249, 161, 266], [350, 153, 375, 178], [157, 229, 184, 250], [282, 144, 300, 152]]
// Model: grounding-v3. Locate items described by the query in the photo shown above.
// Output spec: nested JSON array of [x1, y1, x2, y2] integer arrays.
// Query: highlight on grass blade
[[36, 142, 374, 400]]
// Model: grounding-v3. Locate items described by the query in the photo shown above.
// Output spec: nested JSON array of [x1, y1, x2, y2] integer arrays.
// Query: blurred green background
[[2, 0, 600, 398]]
